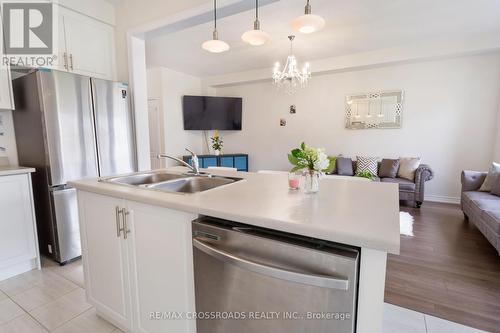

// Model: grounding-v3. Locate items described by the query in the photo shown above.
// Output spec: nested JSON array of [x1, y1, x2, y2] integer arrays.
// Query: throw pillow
[[398, 157, 421, 181], [336, 157, 354, 176], [379, 159, 400, 178], [479, 162, 500, 192], [356, 156, 379, 176], [491, 174, 500, 197]]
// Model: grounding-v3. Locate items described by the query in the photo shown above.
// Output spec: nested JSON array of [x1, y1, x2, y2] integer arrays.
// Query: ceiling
[[145, 0, 500, 78]]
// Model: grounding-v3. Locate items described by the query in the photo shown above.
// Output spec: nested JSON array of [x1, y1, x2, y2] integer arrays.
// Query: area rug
[[399, 212, 414, 237]]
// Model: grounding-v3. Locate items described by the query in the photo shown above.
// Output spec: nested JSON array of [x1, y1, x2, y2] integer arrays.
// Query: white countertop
[[0, 166, 36, 176], [69, 168, 401, 254]]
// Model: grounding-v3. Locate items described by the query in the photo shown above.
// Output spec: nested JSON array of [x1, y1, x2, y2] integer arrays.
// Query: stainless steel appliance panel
[[39, 71, 98, 185], [51, 188, 81, 262], [92, 79, 136, 177], [192, 219, 359, 333]]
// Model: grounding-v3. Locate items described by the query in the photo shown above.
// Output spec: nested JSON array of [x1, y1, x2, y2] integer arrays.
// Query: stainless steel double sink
[[100, 171, 242, 194]]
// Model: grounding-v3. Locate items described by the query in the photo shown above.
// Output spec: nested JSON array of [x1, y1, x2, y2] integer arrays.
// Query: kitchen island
[[69, 167, 400, 333]]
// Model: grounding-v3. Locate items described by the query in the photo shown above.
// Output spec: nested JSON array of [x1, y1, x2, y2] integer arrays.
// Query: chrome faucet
[[157, 148, 201, 175]]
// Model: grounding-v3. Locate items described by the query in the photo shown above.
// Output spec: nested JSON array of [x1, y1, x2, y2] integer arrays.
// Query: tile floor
[[0, 258, 489, 333]]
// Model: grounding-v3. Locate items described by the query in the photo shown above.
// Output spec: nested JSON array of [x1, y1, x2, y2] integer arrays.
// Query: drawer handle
[[123, 210, 131, 239], [115, 206, 124, 237], [193, 238, 349, 290]]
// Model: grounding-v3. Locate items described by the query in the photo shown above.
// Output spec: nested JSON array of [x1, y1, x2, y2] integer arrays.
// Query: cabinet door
[[62, 8, 115, 80], [0, 66, 14, 110], [45, 11, 69, 72], [0, 174, 37, 268], [77, 191, 132, 330], [126, 201, 197, 333]]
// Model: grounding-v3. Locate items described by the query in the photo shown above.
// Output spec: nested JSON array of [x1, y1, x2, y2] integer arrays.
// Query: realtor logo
[[2, 2, 53, 54]]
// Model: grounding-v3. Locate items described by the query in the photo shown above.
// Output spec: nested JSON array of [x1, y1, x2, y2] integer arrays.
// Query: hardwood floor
[[385, 202, 500, 333]]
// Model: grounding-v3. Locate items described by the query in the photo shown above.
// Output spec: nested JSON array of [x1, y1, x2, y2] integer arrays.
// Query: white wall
[[214, 53, 500, 201], [147, 67, 204, 166], [114, 0, 207, 82], [495, 104, 500, 162]]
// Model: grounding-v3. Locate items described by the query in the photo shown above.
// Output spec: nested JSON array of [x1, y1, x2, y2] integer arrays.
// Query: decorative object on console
[[288, 172, 301, 190], [202, 0, 230, 53], [398, 157, 422, 181], [356, 156, 379, 177], [288, 142, 336, 193], [211, 130, 223, 156], [272, 35, 311, 95], [291, 0, 325, 34], [479, 162, 500, 192], [379, 158, 400, 178], [346, 90, 403, 129], [241, 0, 270, 46]]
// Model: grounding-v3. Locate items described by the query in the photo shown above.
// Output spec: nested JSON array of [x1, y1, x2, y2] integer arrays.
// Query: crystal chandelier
[[272, 36, 311, 94]]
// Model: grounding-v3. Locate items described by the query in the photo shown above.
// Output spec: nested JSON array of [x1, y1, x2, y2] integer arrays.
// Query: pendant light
[[291, 0, 325, 34], [241, 0, 270, 46], [202, 0, 230, 53]]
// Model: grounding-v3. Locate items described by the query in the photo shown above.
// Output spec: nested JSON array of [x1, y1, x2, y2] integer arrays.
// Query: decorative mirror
[[345, 90, 403, 129]]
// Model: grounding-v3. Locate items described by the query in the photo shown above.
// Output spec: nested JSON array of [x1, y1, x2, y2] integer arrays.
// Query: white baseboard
[[425, 195, 460, 205]]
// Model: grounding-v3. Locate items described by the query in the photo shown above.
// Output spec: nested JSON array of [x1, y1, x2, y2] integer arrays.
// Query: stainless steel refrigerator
[[12, 69, 136, 264]]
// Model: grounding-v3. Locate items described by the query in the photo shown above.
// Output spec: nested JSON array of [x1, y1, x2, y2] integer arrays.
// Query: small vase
[[304, 170, 320, 194], [214, 150, 220, 156]]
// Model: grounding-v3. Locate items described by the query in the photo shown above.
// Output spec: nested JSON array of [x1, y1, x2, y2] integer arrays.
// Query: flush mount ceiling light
[[202, 0, 230, 53], [241, 0, 271, 46], [291, 0, 325, 34], [272, 35, 311, 95]]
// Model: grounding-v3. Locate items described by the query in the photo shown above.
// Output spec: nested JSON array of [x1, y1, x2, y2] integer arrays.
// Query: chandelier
[[272, 36, 311, 94]]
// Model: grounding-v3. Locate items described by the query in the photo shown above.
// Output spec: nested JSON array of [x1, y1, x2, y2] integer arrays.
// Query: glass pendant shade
[[241, 28, 270, 46], [291, 1, 325, 34], [291, 14, 325, 34]]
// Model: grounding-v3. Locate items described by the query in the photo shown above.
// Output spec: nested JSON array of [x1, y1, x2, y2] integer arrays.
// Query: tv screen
[[183, 95, 242, 130]]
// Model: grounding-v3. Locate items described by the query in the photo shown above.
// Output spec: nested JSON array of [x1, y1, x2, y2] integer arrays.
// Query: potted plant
[[288, 142, 336, 193], [211, 130, 223, 156]]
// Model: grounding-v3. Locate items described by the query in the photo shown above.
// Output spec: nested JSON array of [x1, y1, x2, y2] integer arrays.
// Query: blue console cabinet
[[182, 154, 248, 172]]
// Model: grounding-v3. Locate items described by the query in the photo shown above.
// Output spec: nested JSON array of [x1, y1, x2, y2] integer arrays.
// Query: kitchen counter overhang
[[69, 168, 400, 254]]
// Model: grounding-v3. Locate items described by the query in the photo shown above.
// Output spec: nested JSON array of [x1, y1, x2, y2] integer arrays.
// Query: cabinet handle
[[63, 52, 68, 70], [123, 210, 131, 239], [115, 206, 124, 237], [69, 54, 74, 70]]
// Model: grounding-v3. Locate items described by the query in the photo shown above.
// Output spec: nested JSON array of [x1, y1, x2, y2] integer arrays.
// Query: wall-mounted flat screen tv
[[182, 95, 242, 130]]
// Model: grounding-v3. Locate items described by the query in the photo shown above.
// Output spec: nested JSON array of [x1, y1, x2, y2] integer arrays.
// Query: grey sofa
[[461, 171, 500, 255], [331, 161, 434, 208]]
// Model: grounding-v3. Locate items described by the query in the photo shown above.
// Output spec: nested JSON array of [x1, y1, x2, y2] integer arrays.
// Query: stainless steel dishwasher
[[192, 217, 359, 333]]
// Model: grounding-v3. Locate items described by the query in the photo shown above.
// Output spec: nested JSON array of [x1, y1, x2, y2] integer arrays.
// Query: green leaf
[[291, 149, 302, 158], [300, 142, 306, 150], [288, 153, 299, 166]]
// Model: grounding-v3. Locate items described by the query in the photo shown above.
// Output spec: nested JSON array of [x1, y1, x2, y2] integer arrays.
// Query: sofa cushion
[[379, 159, 400, 178], [491, 175, 500, 197], [381, 177, 416, 191], [398, 157, 421, 181], [356, 156, 379, 176], [336, 157, 354, 176], [481, 210, 500, 234], [479, 162, 500, 192], [472, 198, 500, 211], [462, 191, 500, 205]]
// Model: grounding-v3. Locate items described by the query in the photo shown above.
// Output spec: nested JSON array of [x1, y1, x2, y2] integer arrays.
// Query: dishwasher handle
[[193, 238, 349, 291]]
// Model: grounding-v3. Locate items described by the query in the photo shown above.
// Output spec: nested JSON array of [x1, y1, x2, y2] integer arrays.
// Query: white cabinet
[[78, 192, 133, 329], [0, 172, 39, 281], [77, 191, 197, 333], [53, 7, 116, 80]]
